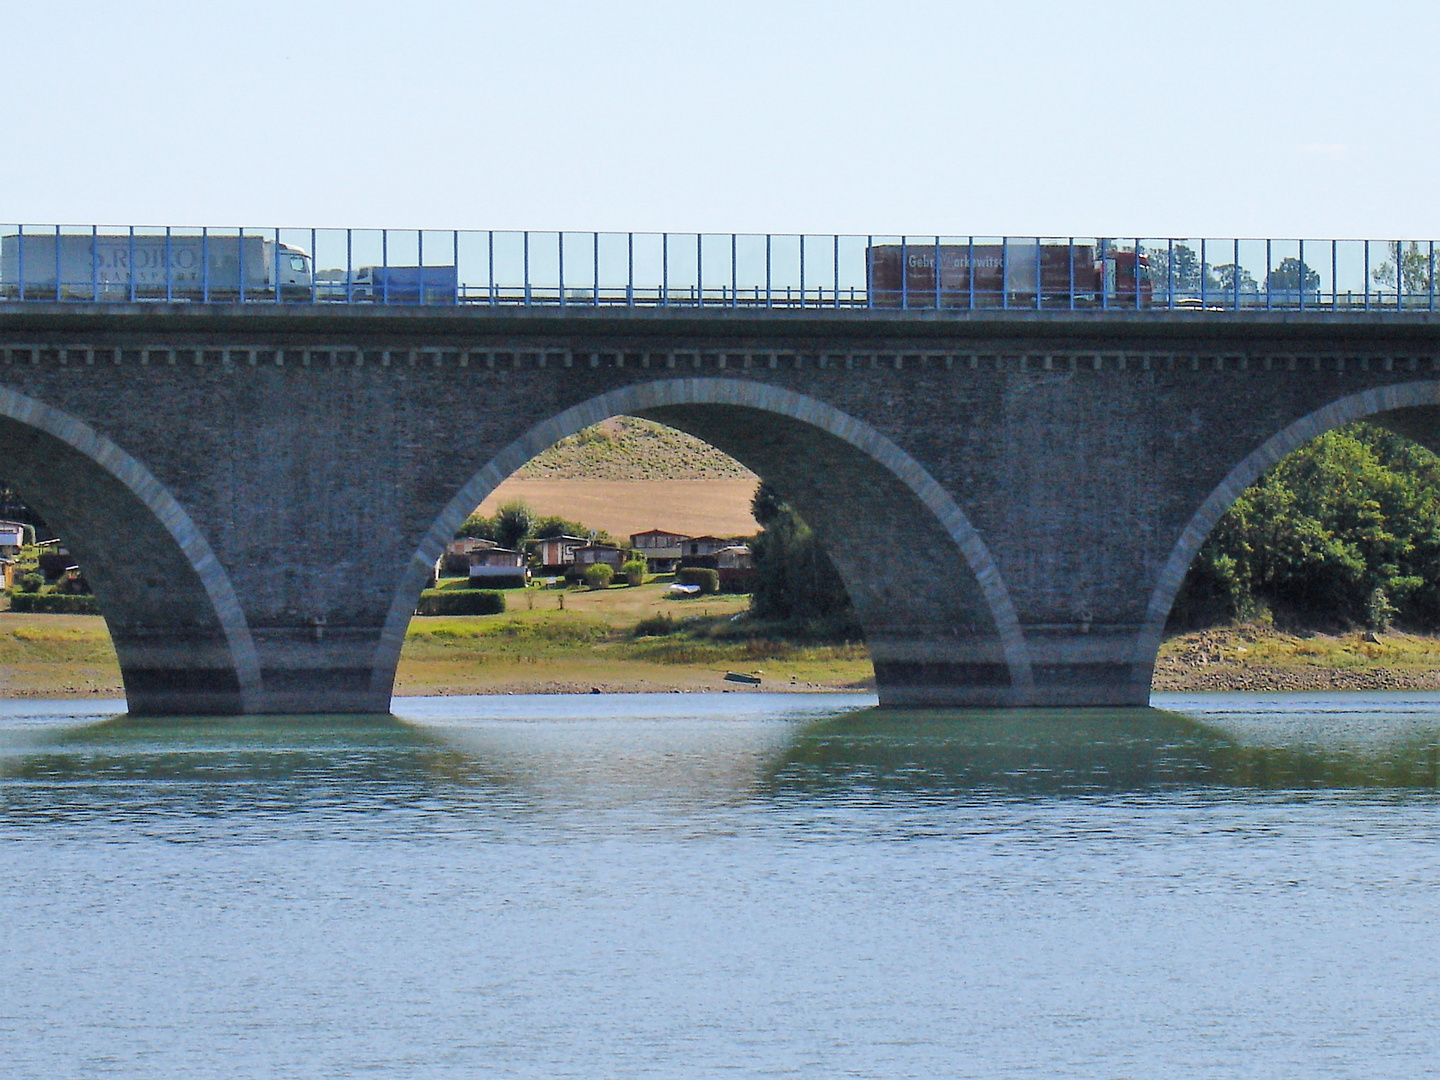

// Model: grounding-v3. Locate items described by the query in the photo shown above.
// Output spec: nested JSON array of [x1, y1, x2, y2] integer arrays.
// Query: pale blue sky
[[5, 1, 1437, 238]]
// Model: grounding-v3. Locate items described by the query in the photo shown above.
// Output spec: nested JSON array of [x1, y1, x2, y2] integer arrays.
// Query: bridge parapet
[[3, 227, 1438, 315]]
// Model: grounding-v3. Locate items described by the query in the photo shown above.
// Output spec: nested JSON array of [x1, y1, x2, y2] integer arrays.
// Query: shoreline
[[6, 610, 1440, 701]]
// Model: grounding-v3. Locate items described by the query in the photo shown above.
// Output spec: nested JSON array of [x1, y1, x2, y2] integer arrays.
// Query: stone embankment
[[1153, 626, 1440, 692]]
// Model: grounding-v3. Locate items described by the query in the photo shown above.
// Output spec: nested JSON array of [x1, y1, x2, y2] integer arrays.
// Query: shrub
[[633, 612, 677, 637], [18, 573, 43, 594], [9, 592, 102, 614], [621, 559, 646, 586], [583, 563, 614, 590], [676, 567, 718, 594], [467, 573, 528, 591], [415, 589, 506, 616]]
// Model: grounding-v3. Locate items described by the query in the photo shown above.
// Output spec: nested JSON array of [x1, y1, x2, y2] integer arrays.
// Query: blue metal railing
[[1, 227, 1437, 313]]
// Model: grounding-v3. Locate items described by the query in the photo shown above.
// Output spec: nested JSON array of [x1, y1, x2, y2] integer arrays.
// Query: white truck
[[0, 232, 313, 300]]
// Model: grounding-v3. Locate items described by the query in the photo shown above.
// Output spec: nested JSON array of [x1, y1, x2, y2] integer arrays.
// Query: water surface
[[2, 691, 1438, 1078]]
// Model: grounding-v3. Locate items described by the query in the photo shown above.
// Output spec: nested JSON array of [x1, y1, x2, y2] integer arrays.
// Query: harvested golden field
[[477, 478, 760, 540]]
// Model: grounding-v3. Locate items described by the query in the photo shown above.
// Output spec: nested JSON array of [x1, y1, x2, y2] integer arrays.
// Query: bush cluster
[[676, 567, 719, 594], [583, 564, 615, 590], [1171, 422, 1440, 631], [620, 559, 646, 586], [10, 592, 102, 615], [415, 589, 506, 616]]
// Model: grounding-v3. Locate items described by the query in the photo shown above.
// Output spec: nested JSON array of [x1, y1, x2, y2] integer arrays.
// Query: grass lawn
[[0, 582, 875, 700]]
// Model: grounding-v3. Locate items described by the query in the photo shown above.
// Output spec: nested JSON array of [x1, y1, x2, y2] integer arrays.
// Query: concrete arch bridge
[[2, 302, 1439, 714]]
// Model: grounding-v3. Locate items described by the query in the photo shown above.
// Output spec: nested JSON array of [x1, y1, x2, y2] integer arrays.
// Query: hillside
[[515, 416, 757, 481]]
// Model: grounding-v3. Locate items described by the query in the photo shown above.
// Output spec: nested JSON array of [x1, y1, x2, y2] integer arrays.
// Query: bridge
[[3, 226, 1440, 714]]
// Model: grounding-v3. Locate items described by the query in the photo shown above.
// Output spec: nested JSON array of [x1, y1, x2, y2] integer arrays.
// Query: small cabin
[[0, 521, 27, 557], [566, 544, 626, 579], [678, 535, 736, 570], [467, 546, 529, 588], [442, 536, 496, 575], [630, 528, 690, 572], [533, 534, 589, 573]]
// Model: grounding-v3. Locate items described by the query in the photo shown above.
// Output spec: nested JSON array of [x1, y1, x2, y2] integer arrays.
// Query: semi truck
[[867, 242, 1151, 308], [0, 232, 314, 300]]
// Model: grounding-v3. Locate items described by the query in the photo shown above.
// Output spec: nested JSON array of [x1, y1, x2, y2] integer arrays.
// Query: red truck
[[867, 242, 1151, 308]]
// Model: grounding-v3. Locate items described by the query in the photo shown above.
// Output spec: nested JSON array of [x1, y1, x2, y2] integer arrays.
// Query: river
[[1, 691, 1437, 1078]]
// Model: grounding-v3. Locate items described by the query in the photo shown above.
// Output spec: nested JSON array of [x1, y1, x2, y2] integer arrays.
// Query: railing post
[[15, 225, 23, 301], [697, 233, 704, 308], [626, 233, 634, 308], [765, 234, 772, 309], [53, 224, 61, 302], [1134, 238, 1142, 310], [1034, 237, 1042, 311], [274, 227, 282, 304], [131, 226, 139, 304], [799, 234, 805, 309], [91, 225, 99, 301], [935, 235, 943, 309], [523, 231, 530, 306], [381, 229, 389, 305], [488, 231, 495, 306], [203, 228, 211, 303], [1166, 237, 1174, 310], [833, 234, 840, 309], [1200, 238, 1207, 308], [1232, 237, 1239, 311], [730, 234, 737, 309], [661, 232, 668, 307], [1264, 238, 1272, 311], [968, 236, 975, 310], [1069, 237, 1075, 310], [593, 232, 600, 307], [558, 232, 565, 308], [866, 236, 874, 310], [901, 235, 909, 310], [453, 230, 460, 306], [1298, 239, 1305, 310]]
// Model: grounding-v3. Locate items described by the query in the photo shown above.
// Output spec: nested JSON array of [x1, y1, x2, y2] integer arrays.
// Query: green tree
[[748, 482, 854, 625], [1212, 263, 1259, 296], [1266, 257, 1320, 293], [1170, 423, 1440, 630], [1372, 241, 1433, 296]]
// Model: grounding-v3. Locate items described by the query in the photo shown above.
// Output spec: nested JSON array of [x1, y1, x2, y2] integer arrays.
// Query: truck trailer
[[349, 265, 459, 305], [0, 232, 314, 301], [867, 242, 1151, 308]]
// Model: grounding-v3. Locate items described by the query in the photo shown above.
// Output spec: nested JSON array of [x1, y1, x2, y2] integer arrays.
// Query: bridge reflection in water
[[3, 695, 1439, 816]]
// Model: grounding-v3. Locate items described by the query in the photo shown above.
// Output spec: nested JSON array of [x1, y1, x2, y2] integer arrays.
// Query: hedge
[[415, 589, 506, 616], [9, 592, 103, 615], [676, 567, 719, 594]]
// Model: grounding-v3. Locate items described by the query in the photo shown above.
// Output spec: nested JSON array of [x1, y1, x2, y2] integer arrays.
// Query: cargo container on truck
[[350, 265, 458, 304], [867, 242, 1151, 308], [0, 232, 313, 301]]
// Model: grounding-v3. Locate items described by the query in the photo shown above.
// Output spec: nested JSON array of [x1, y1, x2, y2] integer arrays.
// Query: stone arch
[[0, 386, 261, 714], [1138, 380, 1440, 665], [374, 378, 1032, 706]]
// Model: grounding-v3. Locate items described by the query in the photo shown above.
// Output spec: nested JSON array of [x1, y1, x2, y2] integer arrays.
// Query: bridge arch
[[1139, 380, 1440, 666], [0, 386, 261, 713], [375, 378, 1032, 706]]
